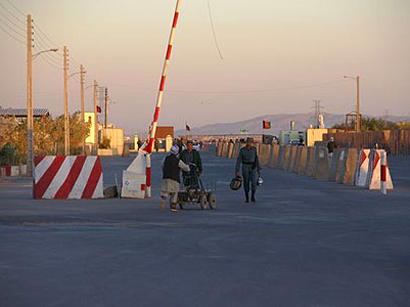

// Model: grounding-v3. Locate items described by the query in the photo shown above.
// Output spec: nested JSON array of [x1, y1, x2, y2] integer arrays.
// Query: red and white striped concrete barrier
[[380, 151, 387, 195], [355, 149, 370, 187], [368, 149, 393, 191], [34, 156, 104, 199], [0, 165, 26, 177], [0, 166, 11, 177]]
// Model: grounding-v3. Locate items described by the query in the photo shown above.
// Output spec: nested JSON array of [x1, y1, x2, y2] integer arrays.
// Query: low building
[[154, 126, 174, 152], [0, 108, 49, 122], [100, 127, 124, 156]]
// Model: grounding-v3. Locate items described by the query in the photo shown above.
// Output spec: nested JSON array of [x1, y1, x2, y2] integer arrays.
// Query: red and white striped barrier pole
[[144, 0, 182, 198], [380, 151, 387, 195]]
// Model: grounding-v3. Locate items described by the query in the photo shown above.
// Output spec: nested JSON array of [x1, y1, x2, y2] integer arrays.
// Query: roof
[[155, 126, 174, 139], [0, 108, 50, 117]]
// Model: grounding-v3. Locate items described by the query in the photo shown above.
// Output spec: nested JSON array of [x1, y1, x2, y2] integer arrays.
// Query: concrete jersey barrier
[[342, 148, 359, 185], [258, 144, 272, 166], [34, 155, 104, 199], [268, 144, 279, 168], [314, 146, 330, 180], [292, 146, 302, 173], [355, 149, 371, 187], [305, 147, 316, 177], [286, 146, 297, 171], [221, 141, 229, 158], [227, 142, 235, 159], [297, 146, 308, 175], [281, 145, 291, 170], [367, 149, 393, 190], [328, 149, 343, 181]]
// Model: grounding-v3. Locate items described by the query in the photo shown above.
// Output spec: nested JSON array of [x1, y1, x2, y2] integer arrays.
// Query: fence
[[323, 130, 410, 156]]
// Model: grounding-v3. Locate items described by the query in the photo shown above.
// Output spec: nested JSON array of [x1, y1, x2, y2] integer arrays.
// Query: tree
[[0, 112, 91, 161], [332, 116, 400, 131]]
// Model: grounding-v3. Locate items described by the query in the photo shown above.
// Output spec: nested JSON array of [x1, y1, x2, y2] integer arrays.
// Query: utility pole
[[80, 64, 85, 121], [93, 80, 98, 153], [312, 99, 323, 128], [80, 64, 85, 154], [26, 14, 33, 177], [344, 75, 361, 132], [104, 87, 108, 129], [355, 76, 360, 132], [63, 46, 70, 155]]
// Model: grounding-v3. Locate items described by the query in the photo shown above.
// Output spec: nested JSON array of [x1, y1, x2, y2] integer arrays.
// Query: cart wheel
[[208, 193, 216, 210], [200, 195, 208, 210]]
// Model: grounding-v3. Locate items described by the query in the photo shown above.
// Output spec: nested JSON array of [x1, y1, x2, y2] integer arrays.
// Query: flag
[[185, 124, 191, 131], [96, 105, 101, 113], [263, 120, 271, 129]]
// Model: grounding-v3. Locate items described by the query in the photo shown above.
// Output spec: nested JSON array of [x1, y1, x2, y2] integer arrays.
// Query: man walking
[[235, 138, 261, 203], [160, 145, 190, 212], [327, 137, 336, 159], [180, 140, 202, 187]]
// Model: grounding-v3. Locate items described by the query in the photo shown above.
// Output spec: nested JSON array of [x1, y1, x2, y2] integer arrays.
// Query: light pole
[[27, 13, 58, 178], [69, 65, 87, 154], [344, 75, 360, 132]]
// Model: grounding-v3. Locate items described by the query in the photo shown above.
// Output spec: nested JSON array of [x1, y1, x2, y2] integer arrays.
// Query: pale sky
[[1, 0, 409, 135]]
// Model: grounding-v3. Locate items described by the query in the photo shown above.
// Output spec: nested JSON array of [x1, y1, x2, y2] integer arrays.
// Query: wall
[[323, 130, 410, 156], [84, 112, 96, 144], [102, 128, 124, 156], [306, 128, 328, 147]]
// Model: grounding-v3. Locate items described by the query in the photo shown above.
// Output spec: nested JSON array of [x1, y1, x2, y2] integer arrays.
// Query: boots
[[245, 191, 249, 203], [251, 191, 256, 202], [160, 199, 166, 212], [170, 203, 177, 212]]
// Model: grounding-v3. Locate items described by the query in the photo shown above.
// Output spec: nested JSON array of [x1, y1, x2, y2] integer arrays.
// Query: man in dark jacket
[[180, 140, 202, 187], [161, 145, 190, 212], [327, 137, 336, 158], [235, 137, 261, 203]]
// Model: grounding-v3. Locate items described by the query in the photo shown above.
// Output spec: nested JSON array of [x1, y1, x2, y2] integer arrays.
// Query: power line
[[0, 16, 25, 38], [0, 2, 25, 25], [33, 38, 62, 65], [38, 54, 63, 70], [4, 0, 26, 16], [32, 20, 61, 49], [206, 0, 224, 60], [166, 79, 348, 94], [0, 20, 25, 44], [33, 27, 62, 59], [0, 6, 25, 32]]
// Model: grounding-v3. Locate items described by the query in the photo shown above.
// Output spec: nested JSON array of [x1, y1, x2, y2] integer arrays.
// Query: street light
[[27, 46, 59, 178], [344, 75, 360, 132], [32, 48, 59, 60], [68, 65, 87, 153]]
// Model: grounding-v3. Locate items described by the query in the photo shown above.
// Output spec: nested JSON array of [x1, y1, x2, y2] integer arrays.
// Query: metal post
[[146, 0, 182, 153], [26, 14, 33, 177], [380, 150, 387, 195], [80, 65, 85, 122], [93, 80, 98, 154], [63, 46, 70, 155], [144, 0, 182, 198], [80, 64, 85, 154], [356, 76, 360, 132], [104, 87, 108, 129]]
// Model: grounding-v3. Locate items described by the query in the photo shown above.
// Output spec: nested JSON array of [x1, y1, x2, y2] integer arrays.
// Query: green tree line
[[332, 116, 410, 131], [0, 112, 90, 164]]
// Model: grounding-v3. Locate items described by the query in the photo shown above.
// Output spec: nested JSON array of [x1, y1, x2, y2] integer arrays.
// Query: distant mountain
[[176, 113, 410, 136]]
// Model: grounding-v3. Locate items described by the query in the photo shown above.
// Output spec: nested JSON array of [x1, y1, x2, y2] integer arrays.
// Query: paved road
[[0, 152, 409, 307]]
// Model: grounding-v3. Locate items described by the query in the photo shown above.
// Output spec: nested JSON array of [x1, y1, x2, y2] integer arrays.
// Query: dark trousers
[[242, 165, 257, 193]]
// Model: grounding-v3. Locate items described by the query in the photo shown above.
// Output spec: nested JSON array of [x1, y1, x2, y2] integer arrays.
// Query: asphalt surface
[[0, 151, 409, 307]]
